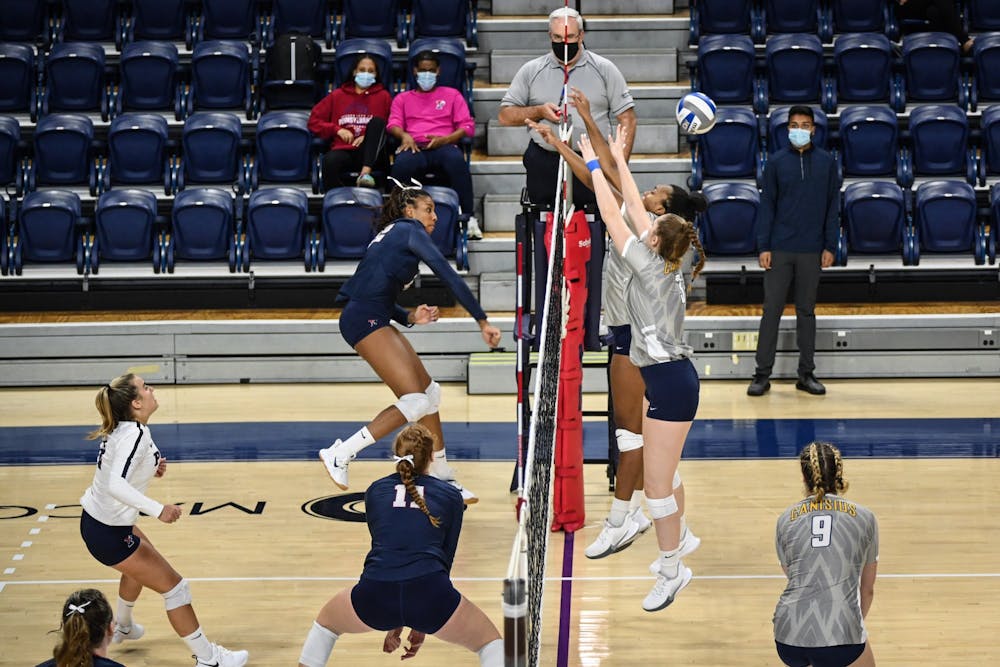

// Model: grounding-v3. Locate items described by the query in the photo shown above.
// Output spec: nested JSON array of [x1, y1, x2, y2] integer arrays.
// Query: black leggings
[[321, 116, 389, 191]]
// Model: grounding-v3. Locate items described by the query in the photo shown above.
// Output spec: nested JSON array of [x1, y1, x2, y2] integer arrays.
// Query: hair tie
[[65, 600, 92, 617], [392, 454, 415, 466], [388, 176, 423, 191], [105, 384, 113, 392]]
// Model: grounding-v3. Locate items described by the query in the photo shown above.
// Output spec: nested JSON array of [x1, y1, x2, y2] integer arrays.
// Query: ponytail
[[51, 588, 113, 667], [392, 424, 441, 527], [89, 374, 137, 440]]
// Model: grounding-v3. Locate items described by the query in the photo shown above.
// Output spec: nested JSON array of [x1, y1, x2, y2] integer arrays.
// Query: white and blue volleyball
[[676, 92, 717, 135]]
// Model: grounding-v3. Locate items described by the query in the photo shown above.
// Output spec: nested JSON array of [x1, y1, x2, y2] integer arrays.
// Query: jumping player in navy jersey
[[36, 589, 127, 667], [319, 184, 502, 503], [300, 424, 504, 667], [79, 373, 247, 667]]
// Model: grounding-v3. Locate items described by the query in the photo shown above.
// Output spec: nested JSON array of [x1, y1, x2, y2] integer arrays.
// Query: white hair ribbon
[[65, 600, 92, 616], [392, 454, 415, 466], [387, 176, 423, 191]]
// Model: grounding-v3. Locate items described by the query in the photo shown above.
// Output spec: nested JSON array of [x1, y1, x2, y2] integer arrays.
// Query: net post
[[503, 576, 527, 667]]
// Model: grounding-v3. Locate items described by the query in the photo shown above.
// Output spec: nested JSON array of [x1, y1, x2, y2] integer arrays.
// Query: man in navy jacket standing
[[748, 105, 839, 397]]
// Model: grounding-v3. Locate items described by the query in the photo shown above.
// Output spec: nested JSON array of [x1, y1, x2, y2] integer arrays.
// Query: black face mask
[[551, 41, 580, 64]]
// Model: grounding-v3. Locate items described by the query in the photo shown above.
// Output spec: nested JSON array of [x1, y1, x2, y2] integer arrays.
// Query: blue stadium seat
[[105, 113, 173, 194], [698, 181, 760, 255], [129, 0, 192, 44], [188, 41, 254, 118], [117, 41, 182, 118], [338, 0, 406, 47], [177, 112, 244, 190], [267, 0, 334, 47], [767, 106, 829, 155], [423, 184, 463, 262], [762, 0, 822, 36], [689, 0, 761, 44], [841, 181, 906, 264], [409, 0, 478, 48], [906, 104, 975, 185], [763, 33, 827, 111], [832, 33, 899, 110], [332, 38, 394, 90], [245, 186, 313, 270], [967, 0, 1000, 31], [318, 186, 380, 264], [406, 38, 474, 109], [689, 106, 762, 189], [59, 0, 121, 44], [91, 189, 163, 273], [971, 33, 1000, 110], [691, 34, 759, 107], [0, 44, 38, 120], [198, 0, 260, 42], [0, 116, 25, 195], [9, 189, 85, 275], [978, 105, 1000, 185], [837, 105, 904, 182], [167, 187, 239, 272], [251, 111, 318, 191], [911, 180, 986, 264], [828, 0, 888, 35], [0, 196, 6, 276], [989, 182, 1000, 263], [42, 42, 111, 120], [30, 113, 99, 193], [900, 32, 965, 108], [0, 0, 51, 44]]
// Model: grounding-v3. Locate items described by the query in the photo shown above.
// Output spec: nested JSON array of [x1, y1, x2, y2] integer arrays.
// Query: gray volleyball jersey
[[773, 495, 879, 647], [621, 234, 693, 367], [603, 208, 654, 327]]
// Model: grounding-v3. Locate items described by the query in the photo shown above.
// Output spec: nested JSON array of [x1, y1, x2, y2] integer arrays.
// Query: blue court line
[[0, 418, 997, 465]]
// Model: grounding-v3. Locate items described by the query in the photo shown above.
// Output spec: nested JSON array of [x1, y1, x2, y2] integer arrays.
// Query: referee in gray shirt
[[498, 7, 636, 211]]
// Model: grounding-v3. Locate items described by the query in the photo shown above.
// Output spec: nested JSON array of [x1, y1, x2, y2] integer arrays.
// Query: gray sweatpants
[[754, 250, 822, 377]]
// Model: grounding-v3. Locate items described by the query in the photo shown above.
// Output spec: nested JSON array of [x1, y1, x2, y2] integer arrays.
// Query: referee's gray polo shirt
[[500, 49, 634, 153]]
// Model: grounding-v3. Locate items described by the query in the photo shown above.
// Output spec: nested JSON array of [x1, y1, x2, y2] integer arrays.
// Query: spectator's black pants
[[755, 250, 822, 378], [321, 116, 389, 191], [522, 141, 597, 212]]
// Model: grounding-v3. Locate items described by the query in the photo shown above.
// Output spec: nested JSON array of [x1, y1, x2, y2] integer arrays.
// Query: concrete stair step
[[487, 0, 674, 15], [473, 83, 690, 123], [478, 271, 517, 311], [486, 117, 678, 156], [490, 48, 676, 85], [479, 17, 688, 53], [483, 193, 523, 232]]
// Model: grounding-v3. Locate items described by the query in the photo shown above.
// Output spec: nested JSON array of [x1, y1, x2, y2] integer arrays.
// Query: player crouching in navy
[[79, 374, 247, 667], [36, 589, 126, 667], [300, 424, 504, 667], [774, 441, 878, 667]]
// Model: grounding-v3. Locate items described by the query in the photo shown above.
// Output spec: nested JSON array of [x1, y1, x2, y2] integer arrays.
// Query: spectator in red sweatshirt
[[308, 54, 392, 191]]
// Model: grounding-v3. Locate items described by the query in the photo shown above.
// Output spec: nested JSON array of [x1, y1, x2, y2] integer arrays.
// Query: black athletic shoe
[[747, 374, 771, 396], [796, 374, 826, 395]]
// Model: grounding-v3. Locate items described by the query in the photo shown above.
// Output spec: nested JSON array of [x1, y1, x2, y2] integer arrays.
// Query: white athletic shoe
[[111, 622, 144, 644], [584, 514, 642, 559], [448, 479, 479, 505], [319, 440, 353, 490], [194, 643, 249, 667], [630, 506, 652, 534], [648, 527, 702, 575], [642, 565, 692, 612], [466, 216, 483, 240]]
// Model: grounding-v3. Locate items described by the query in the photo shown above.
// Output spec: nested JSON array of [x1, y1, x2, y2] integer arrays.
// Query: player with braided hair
[[36, 589, 125, 667], [299, 424, 503, 667], [320, 182, 502, 503], [774, 441, 878, 667]]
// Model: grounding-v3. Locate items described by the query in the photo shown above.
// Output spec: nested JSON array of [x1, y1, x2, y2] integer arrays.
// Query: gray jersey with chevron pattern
[[602, 207, 653, 327], [773, 495, 879, 647]]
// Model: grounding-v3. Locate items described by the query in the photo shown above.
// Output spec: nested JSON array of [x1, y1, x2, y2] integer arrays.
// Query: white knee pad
[[673, 469, 682, 490], [162, 578, 192, 611], [299, 621, 339, 667], [424, 380, 441, 414], [615, 428, 644, 453], [395, 392, 430, 423], [477, 638, 504, 667], [645, 494, 679, 520]]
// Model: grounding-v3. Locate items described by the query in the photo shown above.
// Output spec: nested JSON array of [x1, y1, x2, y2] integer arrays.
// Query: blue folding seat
[[251, 111, 317, 190], [177, 112, 244, 190], [105, 113, 173, 194], [911, 180, 986, 264], [692, 34, 758, 108], [906, 104, 975, 185], [0, 44, 37, 120], [9, 190, 85, 274], [317, 186, 380, 263], [0, 196, 6, 275], [30, 113, 99, 192], [763, 33, 826, 110], [841, 181, 906, 263], [971, 34, 1000, 110], [989, 183, 1000, 263], [42, 42, 111, 120], [698, 181, 760, 255], [828, 0, 888, 34], [767, 106, 829, 155], [406, 38, 474, 109], [978, 105, 1000, 185], [762, 0, 821, 36], [332, 38, 394, 90], [167, 187, 239, 272], [423, 185, 464, 261], [198, 0, 259, 42], [900, 32, 964, 107], [832, 33, 899, 110], [117, 41, 182, 118], [59, 0, 121, 44], [91, 189, 162, 273], [409, 0, 478, 48], [129, 0, 191, 43], [837, 105, 904, 182], [967, 0, 1000, 31], [244, 186, 312, 269], [690, 106, 761, 189], [268, 0, 334, 47], [0, 116, 25, 195], [188, 41, 253, 118], [0, 0, 51, 44], [338, 0, 406, 47], [689, 0, 760, 44]]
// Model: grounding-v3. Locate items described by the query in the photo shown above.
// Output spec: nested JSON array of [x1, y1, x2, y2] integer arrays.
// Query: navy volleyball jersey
[[362, 473, 465, 582], [37, 657, 126, 667], [336, 218, 487, 323]]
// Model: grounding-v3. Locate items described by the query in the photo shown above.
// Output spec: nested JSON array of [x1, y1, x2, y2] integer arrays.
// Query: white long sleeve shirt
[[80, 421, 164, 526]]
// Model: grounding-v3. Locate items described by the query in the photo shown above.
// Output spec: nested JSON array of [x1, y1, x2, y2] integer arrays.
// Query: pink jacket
[[387, 86, 474, 145]]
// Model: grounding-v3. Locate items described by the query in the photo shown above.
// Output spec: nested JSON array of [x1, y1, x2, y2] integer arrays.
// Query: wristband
[[586, 158, 601, 173]]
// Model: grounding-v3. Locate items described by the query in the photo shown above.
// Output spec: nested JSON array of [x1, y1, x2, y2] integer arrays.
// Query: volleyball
[[676, 92, 717, 135]]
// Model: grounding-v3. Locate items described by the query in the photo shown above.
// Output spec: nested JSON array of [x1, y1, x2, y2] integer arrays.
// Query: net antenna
[[504, 4, 574, 665]]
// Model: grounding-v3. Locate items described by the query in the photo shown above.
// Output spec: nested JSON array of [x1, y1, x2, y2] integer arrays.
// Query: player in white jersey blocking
[[79, 373, 248, 667], [580, 128, 706, 611], [774, 441, 878, 667]]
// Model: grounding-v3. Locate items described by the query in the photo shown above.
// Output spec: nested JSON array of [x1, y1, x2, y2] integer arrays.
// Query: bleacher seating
[[59, 0, 121, 44], [266, 0, 334, 48], [317, 186, 381, 264], [117, 41, 182, 118], [831, 32, 899, 110], [197, 0, 260, 42], [127, 0, 192, 44], [244, 186, 312, 270], [0, 44, 37, 121], [689, 106, 762, 189], [42, 42, 111, 120], [911, 180, 986, 264], [9, 189, 85, 275], [698, 181, 760, 255], [91, 188, 162, 273], [167, 187, 240, 272], [188, 40, 255, 118], [841, 180, 906, 262], [837, 105, 904, 182], [0, 0, 51, 44], [250, 111, 319, 191], [177, 112, 245, 191], [408, 0, 478, 48], [762, 33, 827, 111], [0, 116, 24, 195], [338, 0, 406, 47], [900, 32, 965, 108], [905, 104, 976, 185], [105, 113, 173, 194], [761, 0, 822, 36], [30, 113, 99, 193]]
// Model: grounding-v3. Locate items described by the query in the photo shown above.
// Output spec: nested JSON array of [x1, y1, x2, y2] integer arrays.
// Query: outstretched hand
[[609, 125, 628, 164], [577, 134, 597, 162], [568, 86, 591, 118], [411, 304, 440, 325], [525, 119, 561, 148]]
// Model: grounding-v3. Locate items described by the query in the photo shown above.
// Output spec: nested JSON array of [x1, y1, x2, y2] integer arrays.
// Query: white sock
[[477, 638, 504, 667], [430, 448, 453, 478], [342, 426, 375, 458], [658, 547, 680, 578], [680, 514, 688, 538], [608, 498, 630, 527], [299, 621, 339, 667], [116, 596, 135, 628], [630, 490, 645, 511], [183, 627, 214, 662]]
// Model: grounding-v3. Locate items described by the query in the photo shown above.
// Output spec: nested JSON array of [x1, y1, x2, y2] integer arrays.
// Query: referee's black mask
[[551, 41, 580, 64]]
